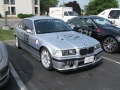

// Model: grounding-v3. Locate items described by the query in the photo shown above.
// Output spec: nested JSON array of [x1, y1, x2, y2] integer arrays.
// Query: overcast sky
[[58, 0, 120, 9]]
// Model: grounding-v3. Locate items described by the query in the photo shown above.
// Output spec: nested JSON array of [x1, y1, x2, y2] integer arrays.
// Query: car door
[[23, 19, 40, 58], [20, 19, 33, 52], [107, 10, 120, 27], [16, 20, 27, 47]]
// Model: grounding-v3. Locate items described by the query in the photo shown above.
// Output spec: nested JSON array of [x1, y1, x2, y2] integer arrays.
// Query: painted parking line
[[102, 56, 120, 65], [9, 62, 28, 90]]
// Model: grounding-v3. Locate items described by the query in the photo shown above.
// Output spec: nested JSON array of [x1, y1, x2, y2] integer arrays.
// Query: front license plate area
[[84, 56, 94, 64]]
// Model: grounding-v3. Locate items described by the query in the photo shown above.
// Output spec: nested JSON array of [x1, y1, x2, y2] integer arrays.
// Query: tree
[[40, 0, 59, 15], [65, 1, 81, 15], [84, 0, 119, 15]]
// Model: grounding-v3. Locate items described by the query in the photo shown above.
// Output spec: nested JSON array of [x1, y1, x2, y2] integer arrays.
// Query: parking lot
[[1, 40, 120, 90], [0, 19, 120, 90]]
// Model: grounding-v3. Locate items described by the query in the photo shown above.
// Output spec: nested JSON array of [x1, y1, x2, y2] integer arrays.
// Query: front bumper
[[52, 51, 103, 71]]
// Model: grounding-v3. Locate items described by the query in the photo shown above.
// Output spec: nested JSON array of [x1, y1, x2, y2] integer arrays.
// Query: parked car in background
[[67, 16, 120, 53], [14, 16, 103, 71], [0, 41, 9, 87], [98, 8, 120, 28]]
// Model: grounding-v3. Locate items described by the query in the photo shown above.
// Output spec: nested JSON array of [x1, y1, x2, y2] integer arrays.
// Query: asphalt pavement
[[2, 40, 120, 90]]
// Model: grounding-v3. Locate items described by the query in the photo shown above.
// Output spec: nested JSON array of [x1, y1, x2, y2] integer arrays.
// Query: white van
[[49, 7, 78, 22], [98, 8, 120, 28]]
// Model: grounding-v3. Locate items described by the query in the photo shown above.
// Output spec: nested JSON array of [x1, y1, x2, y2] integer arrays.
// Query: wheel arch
[[39, 46, 53, 56], [102, 35, 118, 43]]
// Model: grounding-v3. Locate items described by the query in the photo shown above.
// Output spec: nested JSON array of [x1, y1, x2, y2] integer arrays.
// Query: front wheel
[[15, 36, 21, 49], [102, 37, 118, 53], [40, 48, 53, 70]]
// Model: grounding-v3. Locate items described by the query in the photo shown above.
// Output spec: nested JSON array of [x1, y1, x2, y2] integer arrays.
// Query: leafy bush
[[29, 14, 34, 17], [17, 13, 24, 18], [17, 13, 34, 18]]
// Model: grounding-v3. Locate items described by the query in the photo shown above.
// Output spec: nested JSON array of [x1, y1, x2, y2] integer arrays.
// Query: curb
[[3, 40, 15, 45]]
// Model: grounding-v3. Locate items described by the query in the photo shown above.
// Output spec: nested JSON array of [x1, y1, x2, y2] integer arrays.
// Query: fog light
[[63, 61, 74, 67]]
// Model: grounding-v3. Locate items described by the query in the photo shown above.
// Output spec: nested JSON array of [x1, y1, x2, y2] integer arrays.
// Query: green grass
[[0, 28, 14, 41]]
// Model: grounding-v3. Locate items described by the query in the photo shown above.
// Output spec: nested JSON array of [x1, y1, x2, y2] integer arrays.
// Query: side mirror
[[26, 29, 33, 34], [68, 24, 75, 29], [110, 20, 115, 24]]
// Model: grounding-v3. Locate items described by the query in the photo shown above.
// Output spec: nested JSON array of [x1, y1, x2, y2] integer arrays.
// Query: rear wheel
[[15, 36, 21, 49], [40, 48, 53, 70], [102, 37, 118, 53]]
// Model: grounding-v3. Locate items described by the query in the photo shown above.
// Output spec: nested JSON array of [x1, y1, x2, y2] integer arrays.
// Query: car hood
[[38, 31, 99, 49], [102, 26, 120, 33]]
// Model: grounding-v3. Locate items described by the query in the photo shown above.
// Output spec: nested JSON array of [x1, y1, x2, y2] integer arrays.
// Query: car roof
[[25, 16, 58, 21], [85, 15, 103, 19], [109, 8, 120, 10], [72, 15, 103, 19]]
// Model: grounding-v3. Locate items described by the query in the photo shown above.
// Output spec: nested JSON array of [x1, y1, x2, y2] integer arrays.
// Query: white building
[[0, 0, 40, 17]]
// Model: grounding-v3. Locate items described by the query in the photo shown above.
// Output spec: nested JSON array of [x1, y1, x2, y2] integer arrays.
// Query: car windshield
[[34, 19, 72, 34], [68, 11, 79, 16], [93, 18, 112, 27]]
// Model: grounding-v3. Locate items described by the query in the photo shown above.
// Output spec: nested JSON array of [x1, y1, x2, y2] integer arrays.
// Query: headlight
[[94, 43, 101, 50], [54, 50, 62, 57], [55, 49, 76, 57], [62, 49, 76, 56]]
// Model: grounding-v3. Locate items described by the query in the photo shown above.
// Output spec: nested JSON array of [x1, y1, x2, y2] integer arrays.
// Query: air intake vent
[[80, 47, 94, 55]]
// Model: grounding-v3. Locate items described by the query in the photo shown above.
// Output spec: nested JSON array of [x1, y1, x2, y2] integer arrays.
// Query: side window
[[24, 20, 33, 30], [69, 18, 81, 25], [80, 18, 88, 26], [18, 20, 26, 30], [64, 12, 68, 16], [86, 18, 94, 26], [18, 20, 33, 30], [79, 18, 95, 30], [108, 10, 120, 19], [102, 11, 105, 15]]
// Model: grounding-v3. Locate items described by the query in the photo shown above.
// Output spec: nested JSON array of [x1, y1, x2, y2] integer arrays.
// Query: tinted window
[[34, 19, 72, 34], [18, 21, 25, 30], [108, 10, 120, 19], [70, 18, 94, 26], [68, 11, 78, 16], [64, 12, 68, 16], [18, 19, 33, 30], [69, 18, 82, 25], [23, 19, 33, 30]]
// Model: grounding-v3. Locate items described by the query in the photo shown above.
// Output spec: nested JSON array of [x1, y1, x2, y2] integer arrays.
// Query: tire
[[102, 37, 118, 53], [40, 48, 53, 70], [15, 36, 21, 49]]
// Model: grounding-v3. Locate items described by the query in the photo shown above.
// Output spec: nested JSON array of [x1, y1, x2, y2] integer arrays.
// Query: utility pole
[[38, 0, 40, 15], [2, 5, 11, 30], [4, 11, 8, 26]]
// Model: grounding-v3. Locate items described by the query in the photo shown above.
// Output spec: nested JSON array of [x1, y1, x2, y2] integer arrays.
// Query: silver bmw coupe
[[14, 16, 103, 71]]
